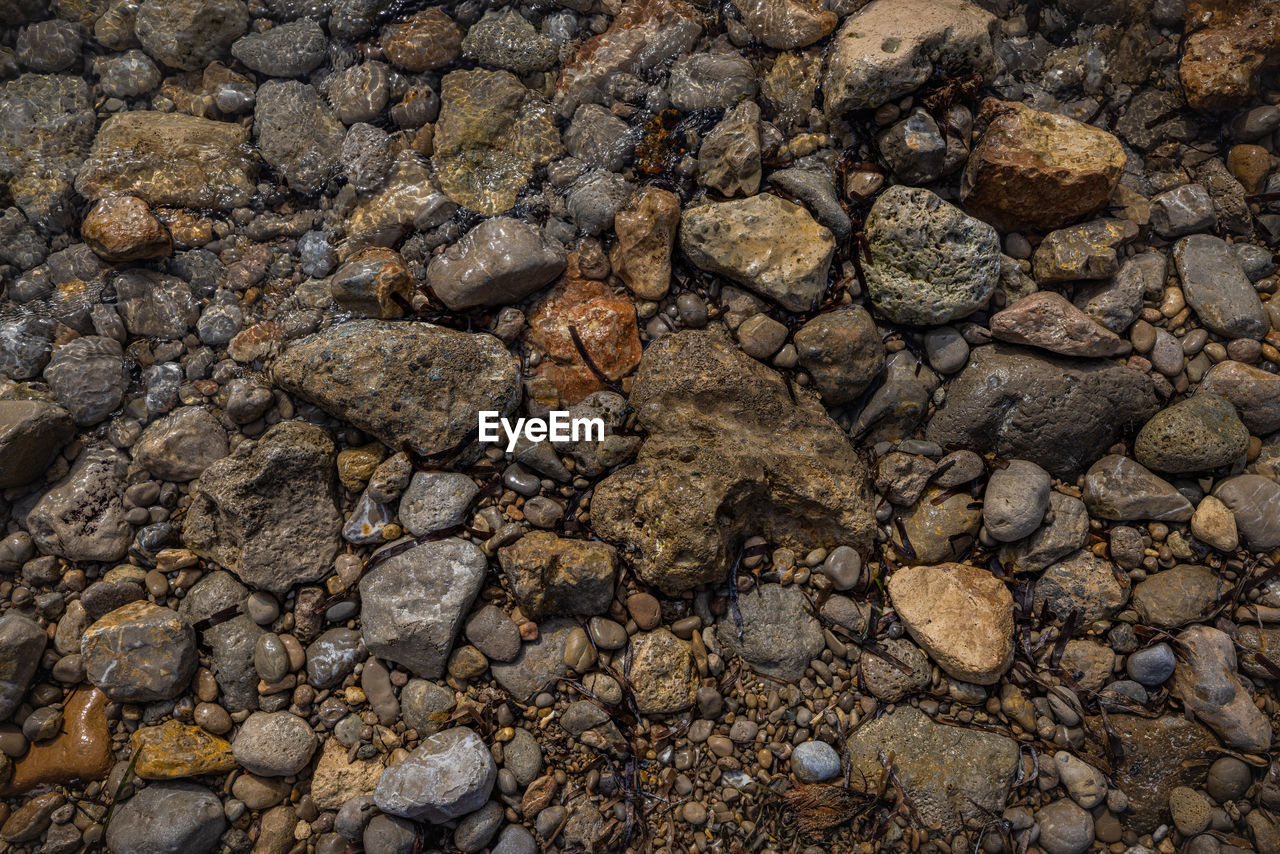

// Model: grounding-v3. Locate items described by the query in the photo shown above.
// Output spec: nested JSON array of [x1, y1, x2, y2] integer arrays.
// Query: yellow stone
[[336, 443, 386, 492], [131, 719, 236, 780]]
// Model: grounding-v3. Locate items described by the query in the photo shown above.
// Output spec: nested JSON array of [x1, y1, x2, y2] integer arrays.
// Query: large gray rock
[[81, 602, 197, 702], [0, 613, 45, 720], [272, 320, 521, 459], [425, 217, 566, 310], [375, 727, 496, 823], [182, 421, 341, 595], [845, 705, 1019, 835], [113, 270, 200, 340], [0, 400, 74, 488], [1033, 550, 1129, 623], [230, 18, 327, 77], [43, 336, 129, 426], [132, 406, 229, 482], [715, 584, 824, 681], [135, 0, 248, 70], [863, 185, 1000, 326], [592, 330, 875, 594], [359, 537, 486, 678], [105, 782, 226, 854], [1214, 474, 1280, 550], [1131, 564, 1219, 628], [925, 345, 1158, 477], [179, 571, 262, 711], [1173, 234, 1267, 339], [0, 74, 95, 231], [27, 448, 132, 562], [254, 80, 345, 194]]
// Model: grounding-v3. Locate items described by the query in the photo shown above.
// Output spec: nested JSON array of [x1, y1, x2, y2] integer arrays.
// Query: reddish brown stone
[[330, 247, 413, 319], [81, 195, 172, 263], [0, 689, 112, 796], [380, 9, 462, 72], [1181, 0, 1280, 111]]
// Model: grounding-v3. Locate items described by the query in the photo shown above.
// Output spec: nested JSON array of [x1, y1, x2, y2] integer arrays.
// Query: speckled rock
[[716, 583, 825, 681], [1197, 360, 1280, 434], [0, 74, 95, 231], [232, 712, 318, 776], [375, 727, 495, 823], [81, 602, 196, 702], [611, 185, 680, 300], [1033, 550, 1129, 623], [0, 400, 75, 488], [1135, 394, 1250, 474], [27, 448, 132, 562], [253, 81, 345, 195], [792, 306, 885, 405], [498, 533, 616, 619], [629, 628, 698, 714], [1180, 0, 1280, 110]]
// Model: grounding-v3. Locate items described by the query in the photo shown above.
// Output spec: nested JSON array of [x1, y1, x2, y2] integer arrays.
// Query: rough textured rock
[[792, 307, 885, 405], [0, 74, 95, 230], [26, 448, 132, 562], [888, 563, 1014, 685], [375, 727, 496, 823], [715, 583, 825, 681], [1099, 714, 1218, 833], [925, 346, 1158, 477], [497, 533, 616, 619], [425, 217, 567, 310], [732, 0, 836, 49], [629, 628, 698, 714], [104, 781, 226, 854], [611, 186, 680, 300], [42, 336, 128, 426], [1131, 564, 1220, 628], [846, 706, 1019, 835], [679, 194, 834, 312], [1180, 0, 1280, 111], [253, 81, 345, 195], [1033, 550, 1129, 623], [135, 0, 247, 70], [863, 185, 1000, 326], [592, 331, 875, 594], [1172, 625, 1272, 752], [0, 400, 74, 488], [1135, 394, 1250, 473], [231, 712, 318, 777], [273, 320, 521, 459], [990, 291, 1125, 357], [131, 720, 236, 780], [81, 602, 197, 702], [182, 421, 341, 595], [961, 101, 1127, 232], [359, 538, 486, 679]]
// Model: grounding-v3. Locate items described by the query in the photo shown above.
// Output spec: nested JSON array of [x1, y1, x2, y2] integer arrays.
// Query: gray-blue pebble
[[1126, 643, 1176, 686], [791, 740, 841, 783]]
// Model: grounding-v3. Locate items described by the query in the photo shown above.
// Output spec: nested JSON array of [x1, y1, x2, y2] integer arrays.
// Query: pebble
[[1036, 797, 1095, 854], [1127, 643, 1177, 686]]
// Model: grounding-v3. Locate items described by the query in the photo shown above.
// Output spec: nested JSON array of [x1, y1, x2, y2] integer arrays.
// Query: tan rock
[[81, 196, 172, 263], [611, 186, 680, 300], [1227, 144, 1273, 194], [0, 689, 112, 796], [990, 291, 1125, 357], [629, 629, 697, 714], [961, 101, 1126, 232], [1191, 495, 1239, 552], [498, 532, 616, 619], [731, 0, 836, 49], [329, 248, 412, 320], [381, 9, 461, 72], [887, 563, 1014, 685], [1180, 0, 1280, 111], [310, 737, 384, 810], [131, 719, 236, 780]]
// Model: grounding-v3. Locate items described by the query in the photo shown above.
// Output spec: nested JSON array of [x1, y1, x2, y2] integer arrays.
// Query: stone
[[375, 727, 495, 823], [1032, 219, 1131, 283], [961, 101, 1127, 232], [179, 572, 261, 711], [232, 711, 317, 776], [132, 406, 228, 482], [462, 9, 557, 74], [792, 306, 885, 405], [425, 217, 567, 310], [1036, 798, 1094, 854], [1097, 714, 1216, 833], [732, 0, 836, 49], [359, 537, 486, 679], [0, 614, 44, 719], [1135, 395, 1249, 474], [113, 270, 199, 339], [667, 50, 756, 111], [593, 331, 875, 593], [822, 0, 997, 114], [498, 533, 617, 619], [131, 720, 236, 780], [43, 336, 128, 426], [991, 291, 1124, 357], [983, 459, 1051, 543], [1033, 550, 1129, 623], [698, 100, 761, 197], [564, 104, 634, 173], [1214, 475, 1280, 550], [1172, 625, 1272, 752], [1074, 252, 1155, 334], [611, 186, 680, 300], [183, 421, 340, 595], [398, 472, 478, 537], [254, 81, 345, 195], [892, 486, 984, 564], [380, 8, 461, 72], [861, 637, 930, 702], [273, 320, 520, 459], [926, 346, 1158, 477], [329, 248, 413, 319], [769, 163, 853, 242], [465, 606, 522, 663], [1197, 360, 1280, 434], [679, 194, 834, 312], [0, 400, 74, 488], [81, 195, 171, 262], [135, 0, 246, 70], [791, 741, 842, 783], [1173, 234, 1267, 339], [82, 602, 196, 702], [104, 782, 225, 854], [845, 705, 1019, 835], [76, 111, 257, 209], [716, 584, 825, 681], [1169, 786, 1213, 836], [1001, 493, 1090, 573], [0, 74, 95, 231], [1151, 184, 1218, 237], [1128, 643, 1178, 686], [0, 689, 110, 795], [311, 738, 383, 810], [629, 629, 697, 714], [1082, 455, 1193, 522], [863, 185, 1000, 326], [1131, 564, 1220, 627], [888, 563, 1014, 685], [306, 628, 366, 690], [878, 109, 947, 185], [230, 18, 326, 77], [27, 448, 132, 562], [1180, 0, 1280, 110], [1055, 752, 1107, 809]]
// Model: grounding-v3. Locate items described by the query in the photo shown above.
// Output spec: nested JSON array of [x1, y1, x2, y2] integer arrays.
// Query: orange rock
[[1227, 144, 1273, 194], [1181, 0, 1280, 111], [81, 195, 172, 262], [0, 689, 112, 796], [131, 719, 236, 780], [381, 9, 462, 72], [527, 263, 642, 405]]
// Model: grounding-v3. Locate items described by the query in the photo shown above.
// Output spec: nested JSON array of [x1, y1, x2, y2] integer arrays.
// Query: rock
[[306, 628, 366, 690], [179, 572, 261, 712], [81, 195, 171, 262], [592, 331, 875, 593], [311, 738, 383, 810], [1172, 625, 1272, 752], [1180, 0, 1280, 110], [698, 100, 761, 197], [732, 0, 836, 48], [491, 619, 574, 700], [465, 606, 521, 663], [792, 306, 884, 405], [668, 50, 756, 111], [679, 194, 834, 312], [1135, 395, 1249, 474], [961, 101, 1126, 232], [230, 18, 326, 77], [113, 270, 199, 338], [329, 248, 413, 319], [1082, 454, 1193, 522], [1197, 360, 1280, 434], [232, 711, 317, 776], [822, 0, 997, 114], [991, 291, 1124, 357], [1128, 643, 1178, 686], [1001, 493, 1090, 572], [359, 537, 486, 679], [398, 472, 478, 537], [983, 459, 1051, 543], [133, 406, 228, 483], [380, 8, 461, 72], [769, 163, 853, 242], [1214, 475, 1280, 550], [892, 485, 984, 564], [1098, 714, 1217, 833], [1036, 798, 1095, 854], [498, 533, 616, 619], [564, 104, 634, 173], [790, 741, 842, 783], [0, 316, 53, 381], [104, 782, 225, 854], [76, 111, 257, 209], [27, 448, 132, 562], [135, 0, 246, 70], [845, 705, 1019, 834], [1130, 563, 1218, 629], [273, 320, 520, 459], [629, 629, 697, 714], [878, 109, 947, 185], [566, 169, 632, 236], [861, 637, 930, 702], [0, 400, 74, 488], [254, 81, 344, 195], [1074, 251, 1157, 334], [1169, 786, 1213, 836], [1033, 550, 1129, 623], [0, 614, 44, 719], [0, 688, 109, 795], [1055, 752, 1107, 809], [0, 74, 95, 231], [131, 720, 236, 779], [716, 583, 824, 681], [1173, 234, 1267, 339], [432, 69, 560, 215], [183, 421, 340, 595], [375, 727, 495, 822], [82, 602, 196, 702], [461, 8, 556, 74], [1032, 219, 1131, 282], [888, 563, 1014, 685], [926, 346, 1158, 477], [863, 185, 1000, 326], [611, 185, 680, 300], [1151, 184, 1218, 237], [425, 217, 567, 310], [43, 336, 128, 426]]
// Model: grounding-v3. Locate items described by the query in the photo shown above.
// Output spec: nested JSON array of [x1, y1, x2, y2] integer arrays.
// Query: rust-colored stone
[[81, 195, 172, 263], [131, 719, 236, 780], [1181, 0, 1280, 111], [380, 8, 462, 72], [0, 689, 112, 796]]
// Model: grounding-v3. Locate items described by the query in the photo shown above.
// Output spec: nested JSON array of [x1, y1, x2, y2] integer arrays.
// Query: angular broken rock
[[1082, 454, 1194, 522], [1180, 0, 1280, 111], [272, 320, 521, 459], [0, 399, 75, 488], [991, 291, 1125, 357], [1172, 625, 1272, 753], [887, 563, 1014, 685], [26, 448, 132, 563], [497, 532, 616, 619], [182, 421, 341, 595], [592, 330, 875, 594], [611, 185, 680, 300], [81, 601, 197, 703], [375, 726, 496, 823]]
